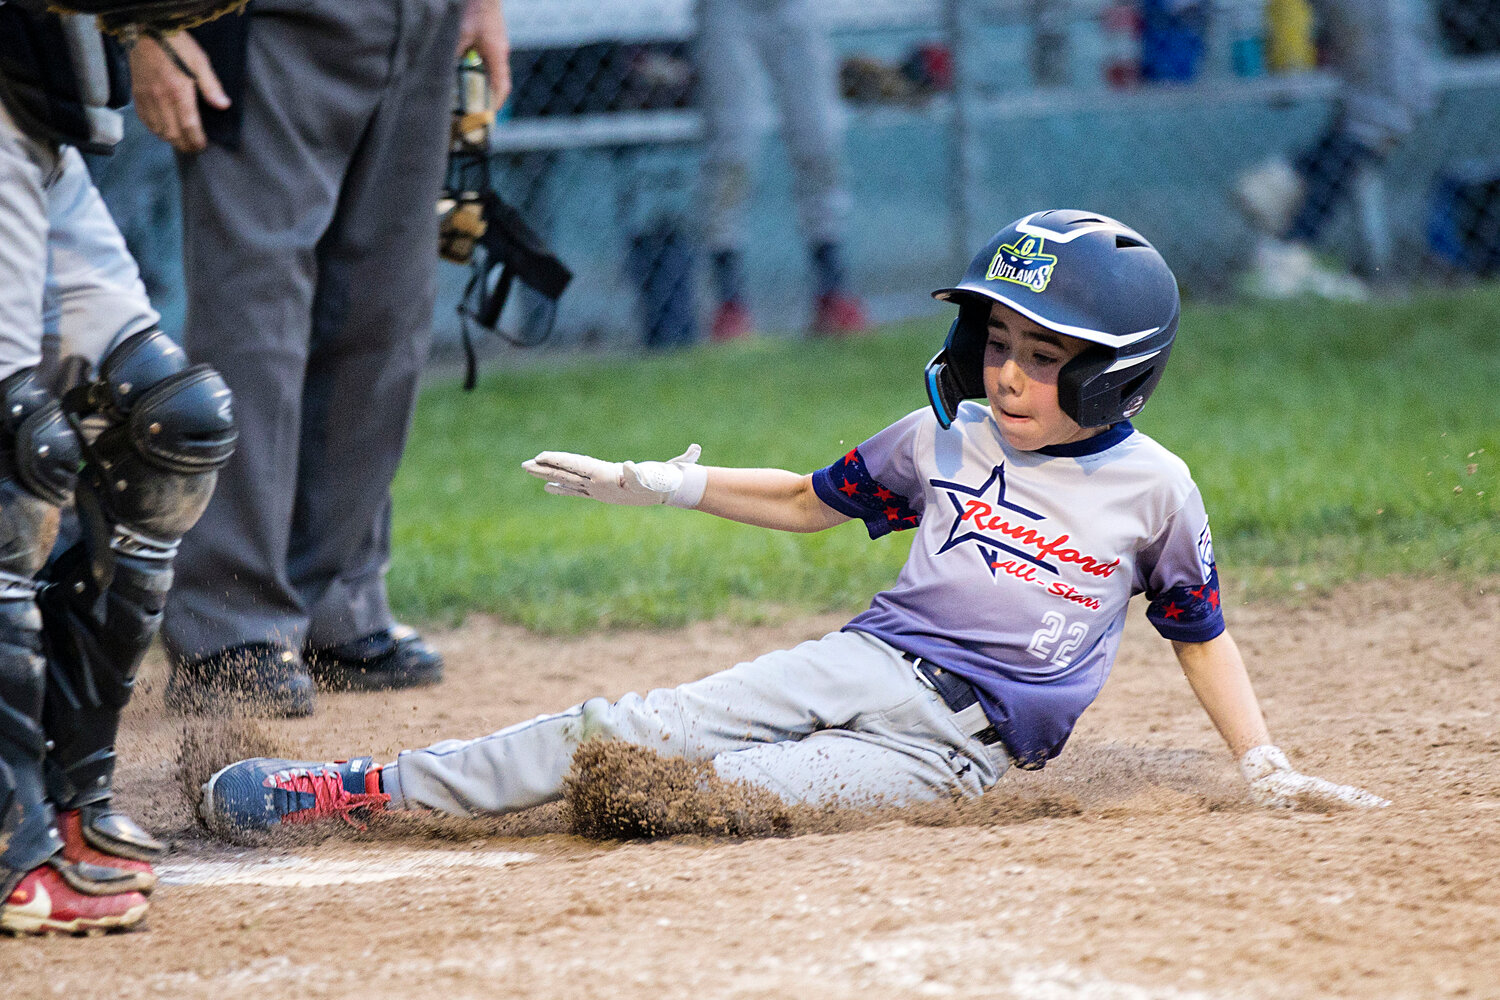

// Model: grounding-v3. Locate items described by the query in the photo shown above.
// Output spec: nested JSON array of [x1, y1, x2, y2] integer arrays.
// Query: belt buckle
[[911, 657, 938, 693]]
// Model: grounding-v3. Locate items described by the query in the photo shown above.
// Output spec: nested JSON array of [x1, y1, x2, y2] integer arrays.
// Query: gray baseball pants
[[384, 629, 1012, 814], [695, 0, 851, 254], [0, 101, 157, 382], [1318, 0, 1436, 151]]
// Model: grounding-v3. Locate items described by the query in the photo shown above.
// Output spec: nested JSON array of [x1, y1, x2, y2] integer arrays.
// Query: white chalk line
[[157, 847, 538, 887]]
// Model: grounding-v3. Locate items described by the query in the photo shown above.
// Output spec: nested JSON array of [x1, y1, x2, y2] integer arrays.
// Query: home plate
[[158, 848, 538, 887]]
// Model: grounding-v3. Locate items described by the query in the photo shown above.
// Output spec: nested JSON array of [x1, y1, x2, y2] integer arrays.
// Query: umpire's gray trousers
[[384, 630, 1012, 814], [162, 0, 463, 659]]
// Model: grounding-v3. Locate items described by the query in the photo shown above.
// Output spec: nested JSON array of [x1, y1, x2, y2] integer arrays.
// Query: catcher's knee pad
[[67, 326, 237, 564], [0, 368, 83, 583]]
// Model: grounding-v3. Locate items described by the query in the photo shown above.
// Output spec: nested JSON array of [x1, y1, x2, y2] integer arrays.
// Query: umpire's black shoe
[[304, 624, 444, 692], [165, 643, 317, 718]]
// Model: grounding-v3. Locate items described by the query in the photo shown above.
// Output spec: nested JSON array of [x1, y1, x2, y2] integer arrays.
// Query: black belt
[[902, 651, 1002, 747]]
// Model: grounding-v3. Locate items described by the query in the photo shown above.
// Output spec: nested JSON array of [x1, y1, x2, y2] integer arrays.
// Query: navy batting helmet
[[925, 209, 1180, 429]]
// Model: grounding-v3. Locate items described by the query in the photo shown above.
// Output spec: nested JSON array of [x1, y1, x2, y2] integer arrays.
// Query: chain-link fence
[[448, 0, 1500, 353]]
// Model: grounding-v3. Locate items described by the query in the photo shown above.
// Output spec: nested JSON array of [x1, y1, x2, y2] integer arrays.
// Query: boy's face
[[981, 301, 1106, 451]]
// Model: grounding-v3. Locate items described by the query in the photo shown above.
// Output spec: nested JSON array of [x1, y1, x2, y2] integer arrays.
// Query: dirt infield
[[5, 577, 1499, 999]]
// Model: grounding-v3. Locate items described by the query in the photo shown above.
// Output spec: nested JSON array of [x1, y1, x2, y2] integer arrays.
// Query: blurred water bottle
[[1230, 0, 1265, 76], [1101, 0, 1142, 88], [1265, 0, 1315, 73], [1031, 0, 1072, 87], [1140, 0, 1207, 82]]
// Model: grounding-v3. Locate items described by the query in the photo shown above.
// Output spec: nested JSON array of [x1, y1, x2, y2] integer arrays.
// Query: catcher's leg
[[0, 367, 148, 934], [37, 328, 236, 891]]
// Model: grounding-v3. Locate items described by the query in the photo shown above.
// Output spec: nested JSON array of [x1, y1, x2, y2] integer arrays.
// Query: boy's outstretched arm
[[1173, 632, 1389, 810], [522, 445, 850, 533]]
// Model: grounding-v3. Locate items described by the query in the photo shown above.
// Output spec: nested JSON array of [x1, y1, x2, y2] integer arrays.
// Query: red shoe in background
[[710, 299, 754, 342], [811, 291, 870, 338], [1, 861, 148, 935]]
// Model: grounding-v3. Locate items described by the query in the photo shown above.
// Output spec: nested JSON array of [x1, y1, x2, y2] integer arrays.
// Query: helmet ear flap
[[948, 302, 989, 392], [924, 308, 989, 429], [1058, 338, 1175, 427], [925, 350, 963, 429]]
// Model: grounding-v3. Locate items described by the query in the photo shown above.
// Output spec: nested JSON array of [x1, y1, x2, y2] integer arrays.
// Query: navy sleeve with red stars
[[812, 448, 922, 539], [1146, 566, 1226, 642]]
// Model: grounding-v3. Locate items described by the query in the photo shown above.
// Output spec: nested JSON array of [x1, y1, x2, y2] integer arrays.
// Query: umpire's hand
[[130, 32, 230, 153]]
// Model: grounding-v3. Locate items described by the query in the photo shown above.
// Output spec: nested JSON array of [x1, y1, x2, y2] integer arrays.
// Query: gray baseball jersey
[[812, 401, 1224, 769]]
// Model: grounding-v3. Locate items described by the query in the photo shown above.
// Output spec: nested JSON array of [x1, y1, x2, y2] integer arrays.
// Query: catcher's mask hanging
[[446, 189, 572, 387], [440, 54, 572, 389], [438, 50, 573, 389]]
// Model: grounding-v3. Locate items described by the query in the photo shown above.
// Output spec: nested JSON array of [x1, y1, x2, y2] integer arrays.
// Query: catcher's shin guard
[[38, 329, 235, 873], [0, 600, 61, 904], [0, 368, 83, 901], [39, 542, 169, 874]]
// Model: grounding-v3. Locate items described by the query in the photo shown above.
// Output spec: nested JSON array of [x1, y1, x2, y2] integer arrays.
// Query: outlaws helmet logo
[[985, 236, 1057, 293]]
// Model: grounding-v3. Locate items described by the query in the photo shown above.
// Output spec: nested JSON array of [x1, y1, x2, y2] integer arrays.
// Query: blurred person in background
[[129, 0, 510, 717], [82, 107, 185, 338], [696, 0, 870, 341], [1234, 0, 1436, 300]]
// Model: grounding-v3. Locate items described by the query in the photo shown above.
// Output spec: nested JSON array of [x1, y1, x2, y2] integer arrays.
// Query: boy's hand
[[523, 445, 706, 507], [1239, 745, 1390, 810]]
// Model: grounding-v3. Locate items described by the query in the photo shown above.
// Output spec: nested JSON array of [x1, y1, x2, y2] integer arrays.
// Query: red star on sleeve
[[1208, 588, 1221, 609], [1161, 603, 1185, 620], [884, 506, 900, 521], [838, 479, 859, 497], [1190, 586, 1205, 600], [843, 449, 859, 465], [873, 486, 893, 501]]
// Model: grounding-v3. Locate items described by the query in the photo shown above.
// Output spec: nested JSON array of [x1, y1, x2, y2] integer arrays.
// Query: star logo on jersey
[[929, 465, 1120, 585], [1197, 523, 1215, 575]]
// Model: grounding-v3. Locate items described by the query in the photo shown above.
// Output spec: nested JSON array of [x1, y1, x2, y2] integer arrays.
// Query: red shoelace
[[269, 767, 391, 829]]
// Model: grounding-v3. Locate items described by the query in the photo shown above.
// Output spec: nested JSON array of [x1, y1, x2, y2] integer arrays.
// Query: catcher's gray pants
[[695, 0, 850, 253], [384, 630, 1012, 814], [161, 0, 463, 659], [0, 101, 157, 381]]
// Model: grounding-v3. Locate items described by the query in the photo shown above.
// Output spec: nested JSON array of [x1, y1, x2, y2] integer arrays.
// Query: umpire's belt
[[903, 652, 1002, 746]]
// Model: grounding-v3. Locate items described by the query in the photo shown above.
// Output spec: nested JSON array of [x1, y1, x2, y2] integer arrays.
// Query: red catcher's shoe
[[710, 300, 754, 342], [1, 862, 148, 936], [811, 291, 870, 338], [56, 810, 159, 895]]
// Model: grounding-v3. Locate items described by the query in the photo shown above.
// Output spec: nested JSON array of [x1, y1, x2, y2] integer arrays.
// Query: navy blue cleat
[[200, 757, 389, 834]]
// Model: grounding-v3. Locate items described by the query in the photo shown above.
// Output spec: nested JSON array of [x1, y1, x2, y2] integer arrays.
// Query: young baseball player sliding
[[201, 210, 1386, 833]]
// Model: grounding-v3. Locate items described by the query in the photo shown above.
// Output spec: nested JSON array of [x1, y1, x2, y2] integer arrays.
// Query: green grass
[[391, 286, 1500, 632]]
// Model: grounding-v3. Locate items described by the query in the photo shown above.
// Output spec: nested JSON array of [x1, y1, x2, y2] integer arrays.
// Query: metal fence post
[[946, 0, 975, 271]]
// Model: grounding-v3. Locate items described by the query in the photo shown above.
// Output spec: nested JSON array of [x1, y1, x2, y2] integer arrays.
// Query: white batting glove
[[1239, 745, 1389, 810], [522, 444, 707, 508]]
